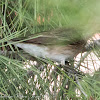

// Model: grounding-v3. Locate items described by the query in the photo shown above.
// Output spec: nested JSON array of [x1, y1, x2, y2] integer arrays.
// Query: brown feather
[[12, 28, 86, 46]]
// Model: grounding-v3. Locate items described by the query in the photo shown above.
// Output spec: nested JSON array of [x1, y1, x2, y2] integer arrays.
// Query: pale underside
[[14, 43, 84, 65]]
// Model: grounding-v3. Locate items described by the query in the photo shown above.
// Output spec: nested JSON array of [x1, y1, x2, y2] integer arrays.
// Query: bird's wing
[[12, 28, 85, 45]]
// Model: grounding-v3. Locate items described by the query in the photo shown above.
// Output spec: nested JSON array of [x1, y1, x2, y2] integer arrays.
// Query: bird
[[10, 28, 88, 65]]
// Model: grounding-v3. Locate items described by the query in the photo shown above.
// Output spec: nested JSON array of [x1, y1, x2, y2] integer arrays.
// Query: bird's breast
[[14, 43, 84, 63]]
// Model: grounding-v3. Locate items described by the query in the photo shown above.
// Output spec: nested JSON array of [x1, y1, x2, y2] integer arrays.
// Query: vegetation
[[0, 0, 100, 100]]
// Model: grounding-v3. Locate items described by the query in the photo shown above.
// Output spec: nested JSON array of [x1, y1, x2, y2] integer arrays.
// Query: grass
[[0, 0, 100, 100]]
